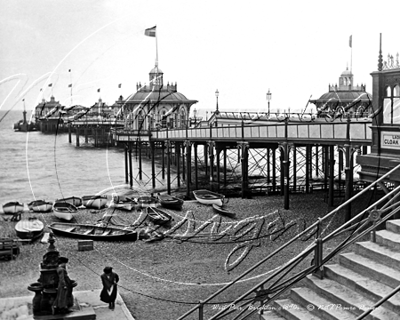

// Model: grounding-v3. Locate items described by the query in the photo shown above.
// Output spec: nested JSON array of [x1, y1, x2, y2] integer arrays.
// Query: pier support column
[[185, 140, 192, 199], [204, 144, 208, 178], [279, 142, 290, 209], [306, 145, 311, 194], [342, 146, 358, 221], [194, 143, 199, 191], [324, 146, 329, 191], [85, 127, 88, 143], [238, 141, 249, 199], [151, 141, 156, 189], [166, 141, 171, 194], [223, 147, 227, 188], [125, 145, 129, 184], [328, 145, 335, 207], [176, 142, 181, 188], [138, 141, 143, 180], [292, 146, 297, 192], [68, 125, 72, 143], [161, 142, 165, 180], [216, 147, 221, 192], [129, 144, 133, 188], [182, 143, 185, 182], [208, 141, 215, 191], [75, 127, 80, 147], [267, 148, 271, 183], [272, 147, 277, 192], [315, 146, 319, 177]]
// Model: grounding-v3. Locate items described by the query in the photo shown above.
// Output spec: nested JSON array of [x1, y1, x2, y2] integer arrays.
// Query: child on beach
[[100, 266, 119, 310]]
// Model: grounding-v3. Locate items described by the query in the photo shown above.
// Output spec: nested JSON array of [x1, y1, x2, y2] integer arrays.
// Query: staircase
[[261, 220, 400, 320]]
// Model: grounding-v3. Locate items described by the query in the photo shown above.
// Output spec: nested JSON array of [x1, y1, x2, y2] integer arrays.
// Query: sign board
[[381, 132, 400, 149]]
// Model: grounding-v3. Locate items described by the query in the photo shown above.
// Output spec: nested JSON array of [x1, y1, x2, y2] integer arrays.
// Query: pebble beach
[[0, 188, 374, 320]]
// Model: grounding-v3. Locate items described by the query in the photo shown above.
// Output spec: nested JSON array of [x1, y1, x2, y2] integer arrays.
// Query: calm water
[[0, 110, 174, 205]]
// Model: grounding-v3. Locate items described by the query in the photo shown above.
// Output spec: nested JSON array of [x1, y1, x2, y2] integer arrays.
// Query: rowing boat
[[82, 195, 108, 209], [15, 217, 45, 240], [137, 196, 158, 207], [28, 200, 53, 213], [157, 193, 184, 210], [2, 201, 24, 215], [55, 196, 82, 207], [52, 202, 78, 221], [212, 204, 236, 219], [192, 189, 226, 206], [48, 222, 139, 241], [146, 207, 172, 225]]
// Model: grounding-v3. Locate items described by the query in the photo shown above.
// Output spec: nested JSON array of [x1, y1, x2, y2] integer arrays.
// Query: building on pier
[[309, 67, 373, 118], [357, 37, 400, 183], [117, 65, 198, 132]]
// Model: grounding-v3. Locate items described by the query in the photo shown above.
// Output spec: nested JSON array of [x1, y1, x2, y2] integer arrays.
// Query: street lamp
[[215, 89, 219, 127], [193, 107, 197, 126], [266, 89, 272, 115]]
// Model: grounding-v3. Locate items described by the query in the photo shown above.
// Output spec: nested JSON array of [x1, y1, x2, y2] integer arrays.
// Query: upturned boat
[[48, 222, 140, 241], [2, 201, 24, 215], [157, 193, 184, 210], [82, 195, 108, 210], [55, 196, 82, 207], [28, 200, 53, 213], [15, 217, 45, 240], [212, 204, 236, 219], [192, 189, 226, 206], [146, 207, 172, 225], [52, 202, 78, 221]]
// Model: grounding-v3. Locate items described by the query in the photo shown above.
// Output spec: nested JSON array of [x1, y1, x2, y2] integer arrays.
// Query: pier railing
[[150, 121, 371, 144], [176, 163, 400, 320]]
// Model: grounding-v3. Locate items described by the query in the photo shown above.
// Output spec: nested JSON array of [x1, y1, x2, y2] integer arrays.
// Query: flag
[[145, 26, 156, 37], [97, 88, 101, 92], [48, 83, 52, 87], [349, 35, 352, 48], [68, 84, 72, 87], [68, 69, 71, 72], [40, 88, 42, 92], [118, 83, 122, 88]]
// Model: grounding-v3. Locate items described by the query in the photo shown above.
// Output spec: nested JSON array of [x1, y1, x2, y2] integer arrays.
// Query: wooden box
[[78, 240, 93, 251]]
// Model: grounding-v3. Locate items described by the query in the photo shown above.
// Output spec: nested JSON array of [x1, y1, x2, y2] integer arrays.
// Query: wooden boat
[[48, 222, 139, 241], [212, 204, 236, 219], [157, 193, 184, 210], [15, 217, 45, 240], [137, 196, 158, 207], [82, 195, 108, 209], [2, 201, 24, 215], [192, 189, 226, 206], [146, 207, 172, 225], [28, 200, 53, 213], [55, 196, 82, 207], [52, 202, 78, 221]]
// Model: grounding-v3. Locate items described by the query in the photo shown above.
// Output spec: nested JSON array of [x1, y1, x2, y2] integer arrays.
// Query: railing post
[[198, 300, 204, 320], [313, 218, 324, 279]]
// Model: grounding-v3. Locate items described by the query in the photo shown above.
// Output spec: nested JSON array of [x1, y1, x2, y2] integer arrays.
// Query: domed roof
[[341, 68, 352, 76], [150, 66, 163, 74], [126, 89, 193, 103], [316, 90, 371, 102]]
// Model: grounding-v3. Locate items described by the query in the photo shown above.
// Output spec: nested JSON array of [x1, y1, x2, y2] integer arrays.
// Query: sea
[[0, 110, 176, 206]]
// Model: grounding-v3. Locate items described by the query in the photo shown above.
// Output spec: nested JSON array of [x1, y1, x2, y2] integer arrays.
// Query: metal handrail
[[177, 163, 400, 320]]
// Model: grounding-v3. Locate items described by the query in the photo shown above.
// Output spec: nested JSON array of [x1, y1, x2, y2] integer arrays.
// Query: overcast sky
[[1, 0, 400, 117]]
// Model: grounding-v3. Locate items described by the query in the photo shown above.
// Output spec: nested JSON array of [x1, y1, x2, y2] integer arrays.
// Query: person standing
[[53, 257, 74, 314], [100, 266, 119, 310]]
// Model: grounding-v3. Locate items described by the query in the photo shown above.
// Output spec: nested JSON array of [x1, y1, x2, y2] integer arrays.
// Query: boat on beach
[[137, 196, 158, 207], [15, 217, 45, 240], [55, 196, 82, 207], [157, 193, 184, 210], [28, 200, 53, 213], [212, 204, 236, 219], [146, 207, 172, 225], [52, 202, 78, 221], [48, 222, 140, 241], [2, 201, 24, 215], [192, 189, 226, 206], [82, 195, 108, 210]]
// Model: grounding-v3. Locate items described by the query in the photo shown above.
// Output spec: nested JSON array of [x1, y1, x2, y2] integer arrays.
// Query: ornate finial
[[378, 33, 383, 71], [397, 53, 399, 67]]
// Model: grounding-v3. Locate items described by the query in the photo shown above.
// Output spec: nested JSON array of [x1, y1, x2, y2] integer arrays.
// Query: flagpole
[[155, 26, 158, 67], [350, 35, 353, 73], [69, 69, 73, 106]]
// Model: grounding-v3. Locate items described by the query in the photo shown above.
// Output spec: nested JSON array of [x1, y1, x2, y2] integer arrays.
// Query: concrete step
[[375, 230, 400, 251], [273, 298, 323, 320], [386, 219, 400, 234], [260, 310, 287, 320], [325, 264, 400, 314], [290, 287, 356, 320], [305, 274, 399, 320], [355, 241, 400, 272], [339, 252, 400, 289]]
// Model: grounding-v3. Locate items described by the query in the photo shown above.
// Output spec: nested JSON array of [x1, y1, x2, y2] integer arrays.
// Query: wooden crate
[[78, 240, 94, 251]]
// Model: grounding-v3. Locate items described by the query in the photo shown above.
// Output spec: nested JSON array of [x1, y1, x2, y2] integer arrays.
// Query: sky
[[1, 0, 400, 118]]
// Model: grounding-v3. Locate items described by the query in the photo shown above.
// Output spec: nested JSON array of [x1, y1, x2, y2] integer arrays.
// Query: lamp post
[[193, 107, 197, 126], [267, 89, 272, 115], [215, 89, 219, 127]]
